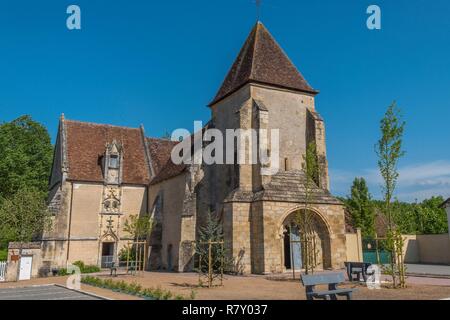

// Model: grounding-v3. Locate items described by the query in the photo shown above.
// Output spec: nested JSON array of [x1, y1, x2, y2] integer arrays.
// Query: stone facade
[[39, 21, 348, 276], [42, 180, 148, 268]]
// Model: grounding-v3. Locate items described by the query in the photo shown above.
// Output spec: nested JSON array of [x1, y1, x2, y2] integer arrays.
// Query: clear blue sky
[[1, 0, 449, 201]]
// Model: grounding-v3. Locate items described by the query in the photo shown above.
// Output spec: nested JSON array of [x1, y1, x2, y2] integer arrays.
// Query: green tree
[[375, 101, 406, 288], [346, 178, 376, 237], [195, 212, 228, 286], [123, 214, 154, 241], [0, 187, 53, 245], [371, 197, 448, 236], [391, 200, 418, 234], [418, 196, 448, 234], [122, 214, 154, 270], [0, 115, 53, 200]]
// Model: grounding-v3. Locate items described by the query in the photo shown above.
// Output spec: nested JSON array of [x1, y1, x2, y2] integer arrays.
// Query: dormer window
[[104, 140, 122, 185], [109, 155, 119, 169]]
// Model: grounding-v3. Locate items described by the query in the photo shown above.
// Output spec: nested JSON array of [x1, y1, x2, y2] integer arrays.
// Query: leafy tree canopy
[[344, 177, 376, 237], [344, 192, 448, 236], [0, 187, 53, 244], [0, 115, 53, 200]]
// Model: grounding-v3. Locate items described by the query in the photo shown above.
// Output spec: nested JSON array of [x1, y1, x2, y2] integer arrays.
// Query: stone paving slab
[[0, 284, 103, 300]]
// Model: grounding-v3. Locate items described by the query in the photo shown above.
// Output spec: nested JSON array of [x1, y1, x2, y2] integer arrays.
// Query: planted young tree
[[375, 101, 406, 288], [346, 178, 376, 237], [195, 212, 228, 287], [123, 214, 154, 270], [123, 214, 154, 241], [295, 142, 320, 275]]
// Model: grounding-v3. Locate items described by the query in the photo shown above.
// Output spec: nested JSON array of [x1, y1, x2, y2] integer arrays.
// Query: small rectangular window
[[109, 155, 119, 168]]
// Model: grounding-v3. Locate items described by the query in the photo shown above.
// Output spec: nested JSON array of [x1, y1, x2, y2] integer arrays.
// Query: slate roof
[[210, 21, 317, 106], [440, 198, 450, 208]]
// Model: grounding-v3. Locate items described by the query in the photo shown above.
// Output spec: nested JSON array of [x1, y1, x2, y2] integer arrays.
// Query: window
[[109, 155, 119, 168], [284, 158, 290, 171]]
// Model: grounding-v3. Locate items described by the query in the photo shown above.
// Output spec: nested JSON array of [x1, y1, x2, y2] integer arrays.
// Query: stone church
[[41, 22, 347, 274]]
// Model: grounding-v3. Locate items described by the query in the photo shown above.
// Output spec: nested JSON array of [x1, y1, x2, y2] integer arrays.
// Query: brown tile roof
[[210, 21, 317, 106], [61, 119, 188, 185], [64, 120, 150, 184], [146, 138, 186, 184], [148, 124, 211, 184]]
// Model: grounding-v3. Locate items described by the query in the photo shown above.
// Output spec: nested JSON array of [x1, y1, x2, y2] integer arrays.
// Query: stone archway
[[280, 208, 332, 271], [98, 231, 118, 269]]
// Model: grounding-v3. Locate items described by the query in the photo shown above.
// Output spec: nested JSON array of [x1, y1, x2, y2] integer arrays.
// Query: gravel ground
[[95, 271, 450, 300], [1, 271, 450, 300]]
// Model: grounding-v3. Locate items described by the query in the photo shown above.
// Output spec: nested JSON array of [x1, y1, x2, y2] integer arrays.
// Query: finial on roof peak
[[255, 0, 262, 21]]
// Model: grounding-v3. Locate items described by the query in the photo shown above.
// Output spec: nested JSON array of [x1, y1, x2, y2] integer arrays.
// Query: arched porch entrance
[[281, 208, 332, 271]]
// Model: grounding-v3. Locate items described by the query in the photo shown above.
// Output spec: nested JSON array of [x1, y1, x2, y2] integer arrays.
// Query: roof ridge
[[249, 22, 260, 80], [65, 119, 140, 131], [146, 137, 179, 145]]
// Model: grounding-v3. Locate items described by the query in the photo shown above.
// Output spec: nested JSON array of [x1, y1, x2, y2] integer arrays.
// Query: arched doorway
[[283, 224, 302, 270], [282, 209, 332, 271], [99, 231, 118, 269], [101, 241, 116, 268]]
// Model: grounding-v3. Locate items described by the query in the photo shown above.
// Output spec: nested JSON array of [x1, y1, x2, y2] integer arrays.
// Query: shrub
[[73, 260, 85, 270], [80, 276, 187, 300], [72, 260, 100, 274], [57, 268, 74, 276], [83, 265, 101, 273]]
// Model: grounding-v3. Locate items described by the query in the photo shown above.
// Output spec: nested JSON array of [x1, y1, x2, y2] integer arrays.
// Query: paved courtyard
[[1, 270, 450, 300], [92, 270, 450, 300], [406, 264, 450, 277], [0, 285, 102, 300]]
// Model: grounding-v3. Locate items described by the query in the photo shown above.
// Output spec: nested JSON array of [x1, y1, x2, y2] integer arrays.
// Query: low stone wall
[[403, 234, 450, 265], [345, 229, 363, 262]]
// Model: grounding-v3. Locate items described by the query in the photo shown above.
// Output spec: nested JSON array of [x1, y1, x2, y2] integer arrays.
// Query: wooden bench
[[344, 262, 373, 282], [301, 273, 356, 300]]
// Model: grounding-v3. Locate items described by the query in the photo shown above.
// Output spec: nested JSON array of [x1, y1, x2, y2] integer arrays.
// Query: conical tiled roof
[[210, 22, 317, 106]]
